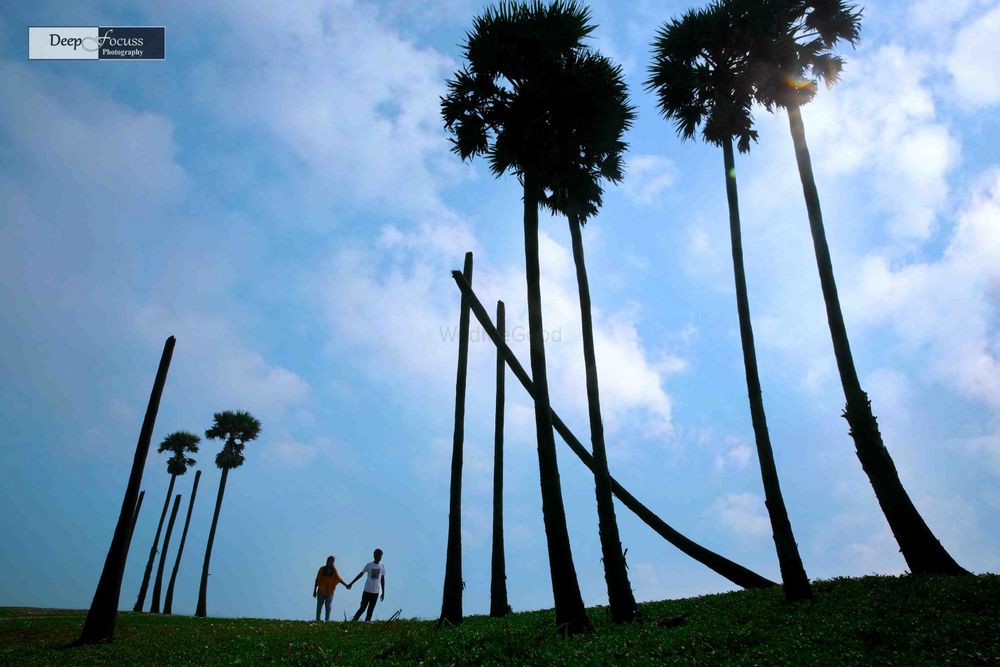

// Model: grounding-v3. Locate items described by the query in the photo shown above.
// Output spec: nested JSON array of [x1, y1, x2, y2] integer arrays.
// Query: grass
[[2, 574, 998, 665]]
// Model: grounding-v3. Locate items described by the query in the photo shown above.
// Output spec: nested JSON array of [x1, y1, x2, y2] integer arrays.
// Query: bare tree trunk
[[128, 491, 145, 548], [568, 213, 638, 621], [489, 300, 510, 618], [150, 493, 182, 613], [196, 467, 229, 617], [787, 105, 967, 576], [723, 138, 812, 601], [522, 174, 591, 635], [79, 336, 175, 645], [134, 474, 176, 611], [164, 470, 201, 615], [440, 252, 473, 626], [450, 272, 777, 589]]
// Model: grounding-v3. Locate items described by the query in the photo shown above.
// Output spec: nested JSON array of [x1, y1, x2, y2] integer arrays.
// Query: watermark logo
[[28, 27, 165, 60]]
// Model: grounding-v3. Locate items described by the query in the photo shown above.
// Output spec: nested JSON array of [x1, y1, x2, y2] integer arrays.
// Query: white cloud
[[622, 154, 676, 205], [714, 443, 753, 471], [710, 492, 770, 538], [949, 4, 1000, 109]]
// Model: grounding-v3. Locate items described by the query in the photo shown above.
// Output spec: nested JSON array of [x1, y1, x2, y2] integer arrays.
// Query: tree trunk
[[150, 493, 182, 613], [128, 491, 145, 548], [786, 104, 968, 576], [134, 474, 176, 612], [78, 336, 175, 645], [440, 251, 473, 626], [196, 467, 229, 617], [451, 271, 777, 589], [722, 138, 812, 601], [568, 213, 638, 621], [164, 470, 201, 615], [522, 174, 592, 635], [489, 300, 510, 618]]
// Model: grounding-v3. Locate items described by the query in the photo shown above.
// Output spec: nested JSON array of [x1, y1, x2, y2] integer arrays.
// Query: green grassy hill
[[2, 574, 997, 665]]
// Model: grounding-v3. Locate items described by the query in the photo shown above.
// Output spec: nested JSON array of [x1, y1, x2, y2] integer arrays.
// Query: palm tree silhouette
[[195, 410, 261, 617], [541, 49, 639, 622], [134, 430, 199, 612], [748, 0, 967, 576], [441, 0, 600, 634], [490, 301, 511, 618], [163, 469, 201, 615], [149, 431, 199, 613], [648, 0, 812, 601]]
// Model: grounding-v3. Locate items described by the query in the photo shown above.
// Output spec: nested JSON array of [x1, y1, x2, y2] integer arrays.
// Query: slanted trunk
[[489, 300, 510, 618], [522, 174, 591, 635], [786, 105, 968, 576], [723, 138, 812, 601], [164, 470, 201, 615], [79, 336, 175, 645], [128, 491, 145, 547], [440, 252, 473, 626], [568, 213, 638, 621], [150, 493, 182, 613], [196, 467, 229, 617], [451, 271, 777, 589], [134, 474, 176, 611]]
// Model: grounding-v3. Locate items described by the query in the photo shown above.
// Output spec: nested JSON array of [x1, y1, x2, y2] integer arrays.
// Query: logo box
[[28, 27, 165, 60]]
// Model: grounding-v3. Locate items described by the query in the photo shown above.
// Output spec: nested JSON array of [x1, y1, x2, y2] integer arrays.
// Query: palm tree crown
[[205, 410, 261, 470], [157, 431, 200, 476]]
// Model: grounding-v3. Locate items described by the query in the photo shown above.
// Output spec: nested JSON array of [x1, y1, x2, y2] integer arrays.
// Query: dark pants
[[353, 591, 378, 621]]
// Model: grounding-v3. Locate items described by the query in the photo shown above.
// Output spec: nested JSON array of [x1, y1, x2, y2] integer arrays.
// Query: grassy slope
[[2, 575, 997, 665]]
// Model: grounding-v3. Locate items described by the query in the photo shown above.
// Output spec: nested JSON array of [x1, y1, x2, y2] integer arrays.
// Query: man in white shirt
[[349, 548, 386, 621]]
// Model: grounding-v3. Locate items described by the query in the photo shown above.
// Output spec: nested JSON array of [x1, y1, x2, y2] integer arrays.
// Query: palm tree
[[79, 335, 175, 645], [749, 0, 968, 576], [648, 1, 812, 600], [441, 251, 473, 625], [541, 50, 639, 622], [441, 0, 598, 634], [490, 300, 510, 618], [150, 494, 181, 613], [196, 410, 261, 617], [163, 469, 201, 615], [146, 431, 201, 614]]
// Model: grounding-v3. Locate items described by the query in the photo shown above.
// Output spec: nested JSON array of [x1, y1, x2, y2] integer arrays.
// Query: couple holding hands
[[313, 548, 386, 622]]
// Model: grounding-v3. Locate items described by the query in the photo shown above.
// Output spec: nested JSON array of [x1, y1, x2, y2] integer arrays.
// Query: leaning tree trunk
[[568, 213, 638, 621], [79, 336, 175, 645], [196, 467, 229, 617], [489, 300, 510, 618], [134, 473, 177, 611], [723, 138, 812, 601], [440, 251, 473, 626], [128, 490, 145, 547], [786, 105, 968, 576], [150, 493, 182, 613], [164, 470, 201, 615], [451, 271, 776, 590], [522, 174, 591, 635]]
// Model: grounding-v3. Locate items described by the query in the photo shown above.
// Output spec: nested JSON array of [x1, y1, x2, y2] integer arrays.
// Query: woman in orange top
[[312, 555, 348, 621]]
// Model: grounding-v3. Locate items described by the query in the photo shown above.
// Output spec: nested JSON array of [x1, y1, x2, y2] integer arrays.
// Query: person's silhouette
[[349, 548, 386, 621], [312, 555, 346, 621]]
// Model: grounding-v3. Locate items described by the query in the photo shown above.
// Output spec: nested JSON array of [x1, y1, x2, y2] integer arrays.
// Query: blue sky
[[1, 0, 999, 622]]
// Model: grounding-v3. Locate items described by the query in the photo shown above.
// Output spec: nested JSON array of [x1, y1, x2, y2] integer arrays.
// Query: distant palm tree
[[648, 0, 812, 601], [749, 0, 968, 576], [541, 49, 639, 623], [195, 410, 261, 617], [163, 469, 201, 615], [490, 300, 510, 618], [134, 430, 199, 612], [148, 431, 199, 613], [150, 494, 182, 613], [441, 0, 599, 634]]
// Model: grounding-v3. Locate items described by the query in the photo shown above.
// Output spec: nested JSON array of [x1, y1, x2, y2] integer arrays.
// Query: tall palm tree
[[196, 410, 261, 617], [441, 251, 473, 626], [541, 50, 639, 623], [150, 494, 181, 613], [79, 335, 175, 645], [136, 431, 197, 613], [490, 300, 510, 618], [147, 431, 199, 612], [163, 469, 201, 615], [441, 0, 599, 634], [648, 0, 812, 600], [749, 0, 968, 576]]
